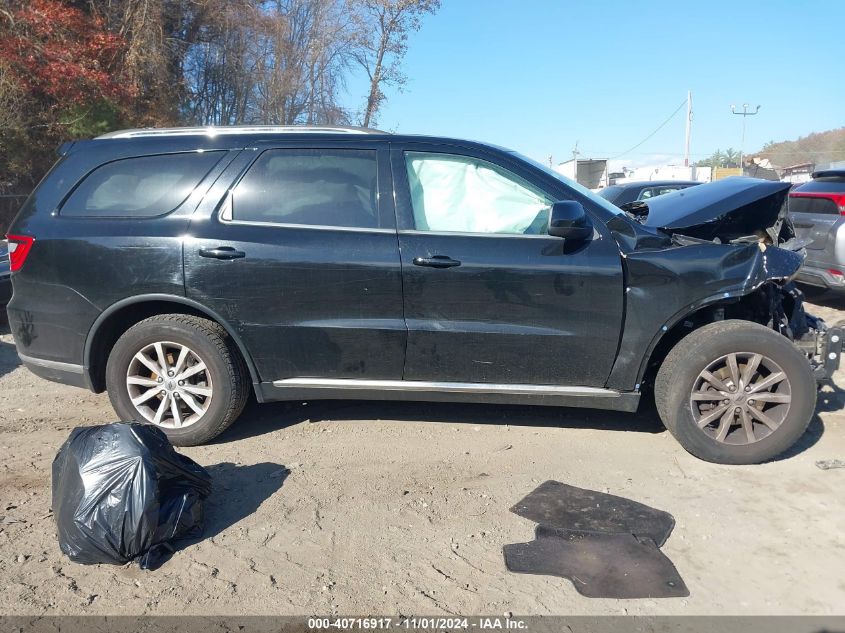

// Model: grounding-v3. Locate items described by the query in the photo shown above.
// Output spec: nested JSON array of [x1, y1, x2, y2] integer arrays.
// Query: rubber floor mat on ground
[[509, 480, 675, 546], [503, 525, 689, 599]]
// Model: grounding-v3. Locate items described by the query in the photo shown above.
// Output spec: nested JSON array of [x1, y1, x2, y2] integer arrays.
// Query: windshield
[[508, 151, 623, 216]]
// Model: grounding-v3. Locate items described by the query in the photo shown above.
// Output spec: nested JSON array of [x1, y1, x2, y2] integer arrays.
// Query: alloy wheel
[[125, 341, 213, 428], [689, 352, 791, 445]]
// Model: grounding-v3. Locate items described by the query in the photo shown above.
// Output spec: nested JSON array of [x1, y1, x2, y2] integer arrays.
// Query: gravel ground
[[0, 300, 844, 616]]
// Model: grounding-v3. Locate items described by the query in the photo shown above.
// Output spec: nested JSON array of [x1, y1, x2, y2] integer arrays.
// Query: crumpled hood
[[633, 177, 792, 242]]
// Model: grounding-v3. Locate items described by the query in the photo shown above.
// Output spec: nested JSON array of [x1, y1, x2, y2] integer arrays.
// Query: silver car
[[790, 169, 845, 291]]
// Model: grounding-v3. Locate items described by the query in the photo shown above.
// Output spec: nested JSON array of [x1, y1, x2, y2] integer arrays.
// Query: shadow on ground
[[217, 386, 840, 461], [201, 461, 289, 540], [0, 328, 20, 379], [217, 395, 666, 445], [801, 286, 845, 315], [776, 379, 845, 459], [156, 462, 287, 568]]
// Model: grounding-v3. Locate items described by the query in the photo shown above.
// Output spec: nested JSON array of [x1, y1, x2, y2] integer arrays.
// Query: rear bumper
[[796, 263, 845, 291], [17, 352, 92, 390]]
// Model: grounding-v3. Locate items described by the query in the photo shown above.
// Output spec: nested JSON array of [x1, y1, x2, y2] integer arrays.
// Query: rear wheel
[[654, 320, 816, 464], [106, 314, 249, 446]]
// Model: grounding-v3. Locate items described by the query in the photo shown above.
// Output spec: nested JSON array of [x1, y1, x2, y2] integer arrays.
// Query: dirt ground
[[1, 300, 844, 617]]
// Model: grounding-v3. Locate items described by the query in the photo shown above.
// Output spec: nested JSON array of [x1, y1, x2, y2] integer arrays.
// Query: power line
[[607, 99, 688, 160]]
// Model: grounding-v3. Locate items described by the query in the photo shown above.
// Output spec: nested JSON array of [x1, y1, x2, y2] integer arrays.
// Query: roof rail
[[96, 125, 389, 139]]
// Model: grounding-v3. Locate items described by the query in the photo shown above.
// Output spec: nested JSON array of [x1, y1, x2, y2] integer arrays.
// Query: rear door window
[[228, 149, 380, 229], [62, 151, 224, 217]]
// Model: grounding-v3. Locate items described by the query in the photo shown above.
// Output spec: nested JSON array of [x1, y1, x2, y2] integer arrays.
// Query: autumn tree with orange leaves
[[0, 0, 134, 219], [0, 0, 439, 231]]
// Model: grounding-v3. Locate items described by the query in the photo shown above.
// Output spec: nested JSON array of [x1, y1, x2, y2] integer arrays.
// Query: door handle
[[413, 255, 461, 268], [199, 246, 246, 260]]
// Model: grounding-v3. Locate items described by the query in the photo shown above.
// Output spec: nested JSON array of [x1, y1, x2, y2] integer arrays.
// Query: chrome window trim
[[398, 229, 555, 239], [398, 229, 600, 240], [219, 217, 395, 234], [272, 377, 620, 397]]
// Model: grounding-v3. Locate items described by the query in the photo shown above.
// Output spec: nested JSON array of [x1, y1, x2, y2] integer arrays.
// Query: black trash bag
[[52, 422, 211, 569]]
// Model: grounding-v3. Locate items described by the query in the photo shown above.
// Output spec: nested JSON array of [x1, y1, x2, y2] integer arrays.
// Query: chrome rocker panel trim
[[262, 378, 640, 412]]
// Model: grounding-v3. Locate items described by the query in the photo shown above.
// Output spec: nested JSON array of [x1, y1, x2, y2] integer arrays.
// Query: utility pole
[[731, 103, 761, 174], [684, 90, 692, 167]]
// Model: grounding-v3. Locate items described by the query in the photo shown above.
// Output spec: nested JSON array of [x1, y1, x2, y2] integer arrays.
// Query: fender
[[605, 243, 804, 391], [83, 293, 264, 400]]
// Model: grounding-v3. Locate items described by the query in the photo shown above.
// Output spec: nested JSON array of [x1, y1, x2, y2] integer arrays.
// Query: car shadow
[[0, 335, 20, 379], [216, 396, 666, 445], [804, 290, 845, 316], [218, 391, 834, 462], [772, 413, 825, 461]]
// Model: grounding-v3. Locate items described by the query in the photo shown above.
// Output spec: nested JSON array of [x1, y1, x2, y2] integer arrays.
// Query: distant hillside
[[751, 127, 845, 169]]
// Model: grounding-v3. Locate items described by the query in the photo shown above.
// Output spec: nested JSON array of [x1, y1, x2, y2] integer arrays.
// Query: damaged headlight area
[[608, 177, 844, 388], [716, 279, 842, 380]]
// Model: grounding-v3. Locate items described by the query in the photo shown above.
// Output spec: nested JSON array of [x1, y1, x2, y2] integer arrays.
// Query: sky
[[346, 0, 845, 170]]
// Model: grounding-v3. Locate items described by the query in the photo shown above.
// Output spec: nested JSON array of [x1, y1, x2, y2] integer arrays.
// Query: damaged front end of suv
[[604, 177, 842, 393]]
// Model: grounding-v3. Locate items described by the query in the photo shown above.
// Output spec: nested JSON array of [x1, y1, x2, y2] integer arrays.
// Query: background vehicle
[[789, 169, 845, 292], [0, 241, 10, 316], [597, 180, 701, 206], [5, 128, 840, 464]]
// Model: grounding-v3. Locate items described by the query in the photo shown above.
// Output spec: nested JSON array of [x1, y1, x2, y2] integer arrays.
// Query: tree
[[723, 148, 739, 168], [348, 0, 439, 128], [696, 149, 724, 169], [251, 0, 353, 125], [0, 0, 133, 195], [0, 0, 439, 214], [0, 0, 131, 106], [696, 148, 743, 169]]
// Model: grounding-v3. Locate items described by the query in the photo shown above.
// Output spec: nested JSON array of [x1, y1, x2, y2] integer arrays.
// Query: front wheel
[[106, 314, 249, 446], [654, 320, 817, 464]]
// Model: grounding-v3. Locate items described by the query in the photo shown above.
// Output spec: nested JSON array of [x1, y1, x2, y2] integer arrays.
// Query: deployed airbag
[[405, 152, 551, 234], [52, 422, 211, 569]]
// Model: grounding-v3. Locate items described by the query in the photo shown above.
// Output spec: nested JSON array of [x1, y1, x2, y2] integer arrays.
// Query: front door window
[[404, 152, 553, 235]]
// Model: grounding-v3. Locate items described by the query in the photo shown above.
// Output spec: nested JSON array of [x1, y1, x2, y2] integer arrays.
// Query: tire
[[106, 314, 249, 446], [654, 319, 816, 464]]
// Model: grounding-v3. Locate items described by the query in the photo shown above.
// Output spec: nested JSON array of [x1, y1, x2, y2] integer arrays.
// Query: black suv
[[5, 127, 841, 464]]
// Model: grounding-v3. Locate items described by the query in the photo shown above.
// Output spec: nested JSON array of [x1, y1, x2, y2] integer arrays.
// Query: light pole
[[731, 103, 761, 174]]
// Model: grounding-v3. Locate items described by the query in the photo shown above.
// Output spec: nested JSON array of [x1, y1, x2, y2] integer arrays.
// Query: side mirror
[[548, 200, 592, 240]]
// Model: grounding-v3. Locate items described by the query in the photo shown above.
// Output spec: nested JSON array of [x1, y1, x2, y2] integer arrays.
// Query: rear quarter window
[[61, 151, 224, 218]]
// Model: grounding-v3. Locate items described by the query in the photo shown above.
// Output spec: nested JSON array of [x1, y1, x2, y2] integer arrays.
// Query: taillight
[[6, 234, 35, 272], [790, 192, 845, 215]]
